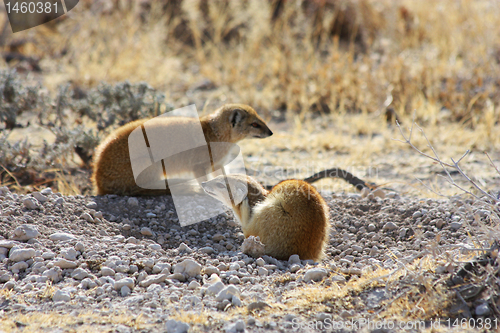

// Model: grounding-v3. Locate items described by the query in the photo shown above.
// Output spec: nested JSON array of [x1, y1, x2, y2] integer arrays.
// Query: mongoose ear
[[229, 109, 246, 128]]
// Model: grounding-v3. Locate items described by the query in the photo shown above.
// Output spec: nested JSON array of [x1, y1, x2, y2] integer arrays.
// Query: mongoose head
[[214, 104, 273, 142], [201, 174, 267, 209]]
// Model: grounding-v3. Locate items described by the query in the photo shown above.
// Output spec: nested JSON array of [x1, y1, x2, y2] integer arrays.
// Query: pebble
[[382, 222, 398, 231], [288, 254, 301, 265], [255, 258, 265, 266], [40, 188, 52, 195], [229, 276, 241, 284], [75, 242, 85, 252], [9, 248, 35, 262], [290, 264, 300, 273], [32, 192, 48, 203], [475, 303, 491, 316], [10, 224, 40, 241], [206, 281, 224, 296], [225, 320, 245, 333], [71, 268, 89, 280], [331, 275, 346, 283], [165, 319, 190, 333], [173, 259, 201, 277], [53, 290, 71, 302], [121, 286, 131, 297], [450, 221, 462, 230], [127, 197, 139, 207], [368, 223, 376, 231], [61, 247, 78, 261], [54, 259, 77, 269], [81, 212, 94, 223], [200, 246, 215, 254], [258, 267, 269, 276], [86, 201, 98, 209], [114, 278, 134, 291], [23, 197, 38, 210], [149, 244, 162, 251], [188, 280, 200, 290], [11, 261, 28, 273], [101, 267, 116, 276], [139, 274, 169, 287], [141, 227, 153, 236], [204, 266, 220, 276], [152, 263, 171, 274], [0, 240, 19, 248], [212, 233, 225, 241], [42, 251, 56, 260], [303, 268, 328, 282], [49, 233, 76, 241], [216, 285, 240, 302], [178, 243, 192, 253]]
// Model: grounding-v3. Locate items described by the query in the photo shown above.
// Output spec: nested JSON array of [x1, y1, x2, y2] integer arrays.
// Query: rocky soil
[[0, 185, 498, 332]]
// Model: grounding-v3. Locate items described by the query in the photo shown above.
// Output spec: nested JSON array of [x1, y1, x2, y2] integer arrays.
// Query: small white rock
[[61, 248, 78, 261], [114, 278, 134, 291], [188, 280, 200, 290], [288, 254, 301, 265], [382, 222, 398, 231], [127, 197, 139, 207], [53, 290, 71, 302], [9, 247, 35, 262], [23, 197, 38, 210], [10, 224, 40, 241], [165, 319, 190, 333], [173, 259, 201, 277], [206, 281, 224, 296], [303, 268, 328, 283], [53, 259, 77, 269], [71, 268, 89, 280], [101, 267, 115, 276], [75, 242, 85, 252], [229, 276, 241, 284], [121, 285, 131, 297], [49, 233, 76, 242], [258, 267, 268, 276], [11, 261, 28, 273], [81, 212, 94, 223], [216, 285, 240, 302], [141, 227, 153, 236], [31, 192, 48, 203]]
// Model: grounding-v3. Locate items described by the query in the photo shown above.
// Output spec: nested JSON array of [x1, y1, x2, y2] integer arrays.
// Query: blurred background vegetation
[[0, 0, 499, 195]]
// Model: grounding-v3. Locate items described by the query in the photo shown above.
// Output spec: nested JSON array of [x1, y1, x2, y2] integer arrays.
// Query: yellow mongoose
[[92, 104, 273, 196], [201, 174, 330, 261]]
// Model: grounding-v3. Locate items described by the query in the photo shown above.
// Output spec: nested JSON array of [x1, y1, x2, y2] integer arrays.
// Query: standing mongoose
[[201, 174, 330, 261], [92, 104, 273, 196]]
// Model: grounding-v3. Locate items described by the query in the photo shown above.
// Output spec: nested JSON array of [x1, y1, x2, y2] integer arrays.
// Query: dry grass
[[1, 0, 499, 120]]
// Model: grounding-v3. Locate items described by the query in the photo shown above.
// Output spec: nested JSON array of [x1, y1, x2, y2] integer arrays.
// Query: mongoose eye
[[251, 123, 261, 128], [216, 182, 226, 189]]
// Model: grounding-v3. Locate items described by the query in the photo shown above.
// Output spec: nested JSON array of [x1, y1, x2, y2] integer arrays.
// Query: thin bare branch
[[485, 152, 500, 176], [450, 157, 497, 202], [394, 121, 455, 168]]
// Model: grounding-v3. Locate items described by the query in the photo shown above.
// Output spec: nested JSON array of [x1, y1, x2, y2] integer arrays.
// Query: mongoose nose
[[267, 129, 273, 137]]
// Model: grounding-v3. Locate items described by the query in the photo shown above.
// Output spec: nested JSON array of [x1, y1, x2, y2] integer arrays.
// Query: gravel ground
[[0, 185, 498, 332]]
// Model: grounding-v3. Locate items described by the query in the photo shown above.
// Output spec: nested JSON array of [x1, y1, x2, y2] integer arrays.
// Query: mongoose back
[[201, 174, 330, 261], [92, 104, 273, 196]]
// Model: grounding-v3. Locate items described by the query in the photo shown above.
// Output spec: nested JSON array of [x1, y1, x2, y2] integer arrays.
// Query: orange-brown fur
[[92, 104, 272, 196], [201, 174, 330, 261]]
